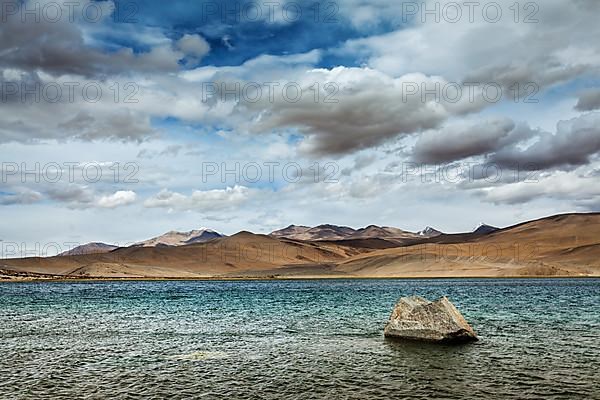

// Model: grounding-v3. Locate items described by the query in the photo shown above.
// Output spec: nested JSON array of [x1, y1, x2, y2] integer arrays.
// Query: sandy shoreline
[[2, 274, 599, 283]]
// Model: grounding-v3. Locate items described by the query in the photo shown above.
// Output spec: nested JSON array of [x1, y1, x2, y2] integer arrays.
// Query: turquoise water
[[1, 279, 599, 399]]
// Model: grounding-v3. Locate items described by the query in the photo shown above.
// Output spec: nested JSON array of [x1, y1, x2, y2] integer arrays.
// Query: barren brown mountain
[[2, 213, 600, 280], [336, 213, 600, 277], [1, 232, 371, 279], [269, 223, 434, 241]]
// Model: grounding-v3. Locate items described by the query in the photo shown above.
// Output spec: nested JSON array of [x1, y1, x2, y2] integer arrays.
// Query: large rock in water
[[384, 296, 478, 343]]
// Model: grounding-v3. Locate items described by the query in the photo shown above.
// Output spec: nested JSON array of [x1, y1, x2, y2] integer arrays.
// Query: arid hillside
[[1, 232, 371, 279], [335, 213, 600, 277], [2, 213, 600, 279]]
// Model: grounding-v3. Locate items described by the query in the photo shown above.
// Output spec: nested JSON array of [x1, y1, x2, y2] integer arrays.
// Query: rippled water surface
[[1, 279, 599, 399]]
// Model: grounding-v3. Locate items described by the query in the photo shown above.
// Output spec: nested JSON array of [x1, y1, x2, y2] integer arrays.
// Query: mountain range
[[133, 228, 223, 247], [58, 242, 118, 256], [58, 228, 224, 256], [60, 223, 444, 257], [2, 213, 599, 280], [269, 224, 441, 241], [472, 223, 499, 235]]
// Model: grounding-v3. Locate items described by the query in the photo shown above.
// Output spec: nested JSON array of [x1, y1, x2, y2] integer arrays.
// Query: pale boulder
[[384, 296, 478, 343]]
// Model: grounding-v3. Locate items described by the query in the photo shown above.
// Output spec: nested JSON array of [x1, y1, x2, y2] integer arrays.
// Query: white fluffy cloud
[[96, 190, 137, 208], [342, 0, 600, 86], [144, 186, 254, 211]]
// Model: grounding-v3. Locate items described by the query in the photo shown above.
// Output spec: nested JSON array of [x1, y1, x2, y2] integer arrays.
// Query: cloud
[[341, 153, 378, 175], [42, 185, 136, 208], [0, 108, 153, 144], [136, 145, 182, 159], [58, 110, 156, 142], [342, 0, 600, 89], [96, 190, 137, 208], [491, 113, 600, 170], [46, 185, 95, 204], [248, 67, 451, 156], [575, 89, 600, 111], [403, 112, 600, 173], [0, 182, 138, 209], [144, 185, 253, 211], [412, 118, 517, 164], [0, 0, 192, 78], [0, 188, 43, 205], [0, 71, 159, 144], [177, 34, 210, 58], [479, 170, 600, 205]]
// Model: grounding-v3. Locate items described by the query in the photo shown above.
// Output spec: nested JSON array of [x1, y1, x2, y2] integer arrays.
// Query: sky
[[1, 0, 600, 256]]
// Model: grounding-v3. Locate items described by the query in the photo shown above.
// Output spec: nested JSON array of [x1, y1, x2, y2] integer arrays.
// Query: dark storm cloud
[[0, 119, 37, 143], [412, 118, 518, 164], [0, 72, 45, 104], [490, 113, 600, 171], [408, 112, 600, 173], [250, 69, 449, 156], [490, 113, 600, 170], [0, 0, 190, 78]]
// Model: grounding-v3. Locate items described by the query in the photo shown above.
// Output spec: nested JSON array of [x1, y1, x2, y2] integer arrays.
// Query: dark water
[[1, 279, 599, 399]]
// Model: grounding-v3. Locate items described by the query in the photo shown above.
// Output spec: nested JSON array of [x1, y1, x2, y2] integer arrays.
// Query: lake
[[1, 279, 599, 399]]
